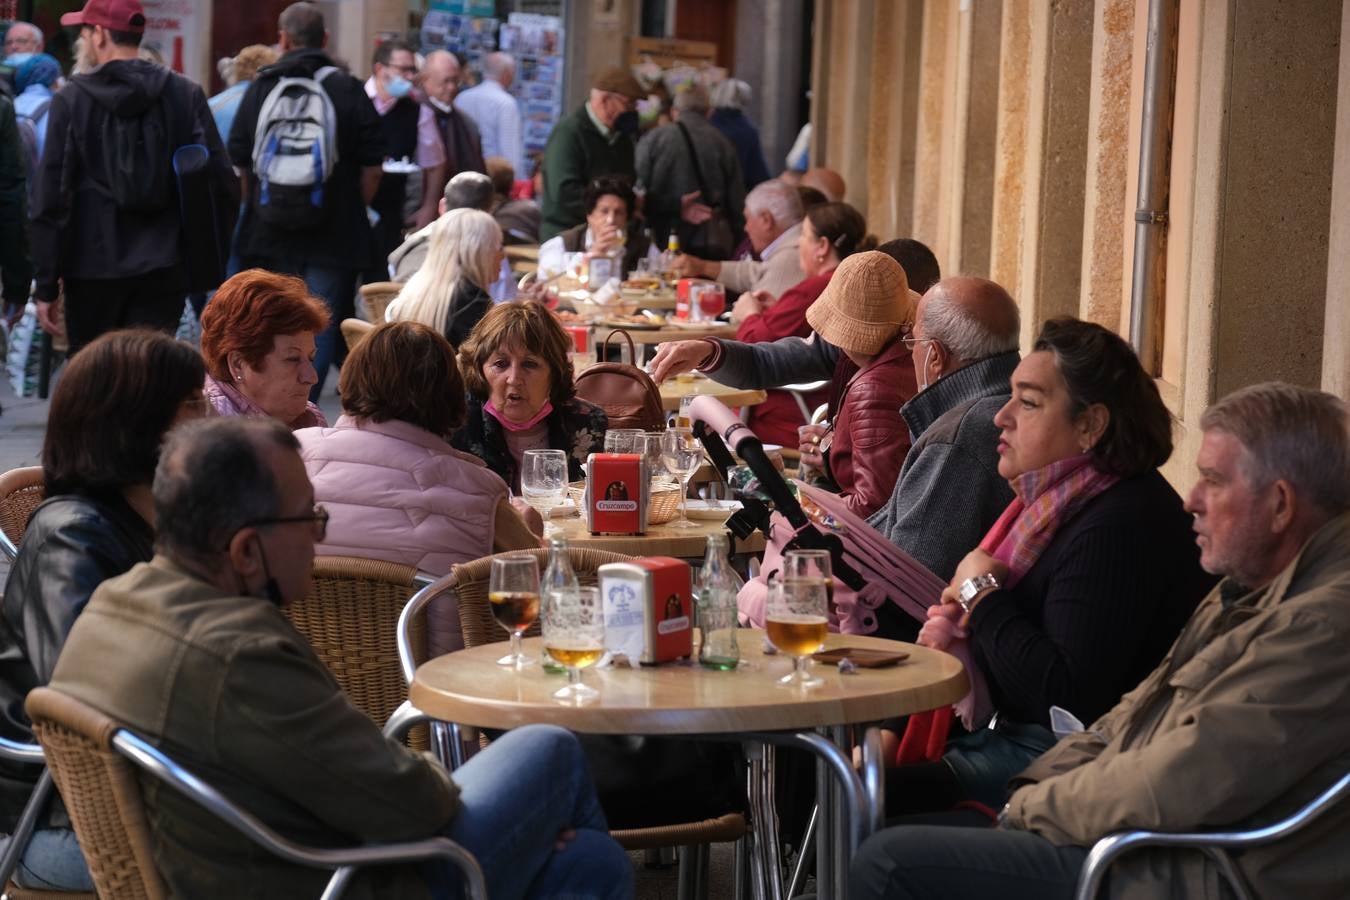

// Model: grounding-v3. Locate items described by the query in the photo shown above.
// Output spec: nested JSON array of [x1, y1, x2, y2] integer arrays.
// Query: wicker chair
[[340, 318, 374, 353], [282, 557, 434, 750], [358, 282, 401, 324], [0, 467, 44, 562], [0, 738, 95, 900], [25, 687, 485, 900], [444, 547, 749, 900]]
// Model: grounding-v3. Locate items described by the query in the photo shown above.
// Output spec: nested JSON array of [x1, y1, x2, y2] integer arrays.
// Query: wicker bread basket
[[569, 480, 683, 526]]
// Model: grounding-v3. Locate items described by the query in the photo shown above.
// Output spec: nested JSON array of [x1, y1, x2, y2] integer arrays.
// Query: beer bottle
[[541, 535, 579, 673], [697, 534, 741, 671]]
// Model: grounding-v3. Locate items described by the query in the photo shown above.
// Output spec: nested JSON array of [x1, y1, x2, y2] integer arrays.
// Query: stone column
[[911, 0, 954, 254], [988, 0, 1032, 297], [1077, 0, 1135, 330], [1014, 0, 1094, 350], [1324, 0, 1350, 398], [953, 0, 1003, 278], [863, 0, 924, 241], [735, 0, 808, 178]]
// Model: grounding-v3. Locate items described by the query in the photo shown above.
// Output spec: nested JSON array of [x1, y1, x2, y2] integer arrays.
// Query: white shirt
[[455, 79, 523, 174], [538, 229, 660, 278]]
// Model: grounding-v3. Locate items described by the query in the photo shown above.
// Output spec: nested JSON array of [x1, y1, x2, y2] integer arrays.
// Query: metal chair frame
[[0, 737, 59, 893], [778, 380, 830, 423], [0, 466, 44, 562], [108, 729, 487, 900], [1073, 768, 1350, 900]]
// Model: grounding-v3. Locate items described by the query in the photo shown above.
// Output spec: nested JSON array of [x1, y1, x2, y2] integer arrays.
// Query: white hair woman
[[385, 207, 505, 346]]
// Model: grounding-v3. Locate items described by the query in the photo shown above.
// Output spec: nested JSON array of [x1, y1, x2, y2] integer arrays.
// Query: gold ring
[[811, 435, 820, 445]]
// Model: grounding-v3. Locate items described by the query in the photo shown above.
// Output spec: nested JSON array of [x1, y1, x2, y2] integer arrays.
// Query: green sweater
[[539, 103, 635, 241]]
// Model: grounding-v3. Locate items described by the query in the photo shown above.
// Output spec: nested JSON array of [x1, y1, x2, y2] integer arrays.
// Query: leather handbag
[[574, 329, 667, 430]]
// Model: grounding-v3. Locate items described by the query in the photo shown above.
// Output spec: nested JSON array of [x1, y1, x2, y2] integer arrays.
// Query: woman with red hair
[[200, 270, 331, 429]]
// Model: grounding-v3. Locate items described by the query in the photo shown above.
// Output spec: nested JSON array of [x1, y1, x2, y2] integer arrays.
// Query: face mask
[[613, 110, 639, 136], [485, 399, 554, 432], [384, 74, 413, 99], [427, 95, 453, 113]]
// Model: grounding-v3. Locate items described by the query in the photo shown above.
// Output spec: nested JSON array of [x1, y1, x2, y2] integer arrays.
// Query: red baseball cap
[[60, 0, 147, 33]]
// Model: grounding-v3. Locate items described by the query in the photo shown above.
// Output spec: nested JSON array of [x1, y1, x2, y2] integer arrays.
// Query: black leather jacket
[[0, 491, 153, 830]]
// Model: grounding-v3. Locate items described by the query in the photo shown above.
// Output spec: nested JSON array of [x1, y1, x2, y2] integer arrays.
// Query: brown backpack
[[574, 330, 667, 431]]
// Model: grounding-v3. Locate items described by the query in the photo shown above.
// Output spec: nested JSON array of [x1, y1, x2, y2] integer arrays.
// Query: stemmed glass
[[543, 585, 606, 704], [640, 431, 668, 483], [661, 427, 703, 529], [784, 549, 836, 611], [522, 449, 568, 537], [489, 554, 540, 669], [766, 571, 828, 688]]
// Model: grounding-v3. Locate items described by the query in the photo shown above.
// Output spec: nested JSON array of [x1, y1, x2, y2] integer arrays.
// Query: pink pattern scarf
[[981, 452, 1121, 587]]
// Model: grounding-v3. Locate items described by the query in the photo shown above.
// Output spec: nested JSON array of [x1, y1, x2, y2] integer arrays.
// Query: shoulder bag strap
[[675, 120, 714, 205]]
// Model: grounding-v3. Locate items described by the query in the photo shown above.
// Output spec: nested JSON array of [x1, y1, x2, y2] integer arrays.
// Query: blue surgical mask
[[614, 110, 639, 136], [385, 74, 413, 99]]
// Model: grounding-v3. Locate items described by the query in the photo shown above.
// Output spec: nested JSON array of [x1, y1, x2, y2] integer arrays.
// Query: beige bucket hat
[[805, 251, 922, 355]]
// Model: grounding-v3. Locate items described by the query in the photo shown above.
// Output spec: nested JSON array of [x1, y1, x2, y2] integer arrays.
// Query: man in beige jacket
[[851, 381, 1350, 900], [670, 178, 805, 298]]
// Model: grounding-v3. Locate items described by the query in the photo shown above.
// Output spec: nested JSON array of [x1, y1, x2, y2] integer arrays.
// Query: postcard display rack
[[420, 3, 566, 157]]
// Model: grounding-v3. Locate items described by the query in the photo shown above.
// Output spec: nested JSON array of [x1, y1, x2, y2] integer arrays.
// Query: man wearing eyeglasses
[[47, 417, 632, 900], [539, 67, 645, 241]]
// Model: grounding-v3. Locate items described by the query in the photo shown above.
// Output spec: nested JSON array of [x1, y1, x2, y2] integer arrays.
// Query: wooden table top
[[625, 290, 679, 311], [658, 376, 767, 411], [552, 511, 766, 557], [410, 633, 969, 735]]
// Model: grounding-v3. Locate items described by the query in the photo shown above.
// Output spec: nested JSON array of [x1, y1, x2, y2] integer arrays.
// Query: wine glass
[[603, 428, 646, 454], [543, 585, 605, 704], [522, 449, 568, 537], [766, 572, 828, 688], [489, 554, 540, 669], [661, 427, 703, 529], [784, 549, 836, 611]]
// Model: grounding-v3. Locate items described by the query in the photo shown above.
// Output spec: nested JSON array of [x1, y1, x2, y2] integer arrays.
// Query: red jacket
[[737, 269, 833, 446], [825, 335, 918, 517]]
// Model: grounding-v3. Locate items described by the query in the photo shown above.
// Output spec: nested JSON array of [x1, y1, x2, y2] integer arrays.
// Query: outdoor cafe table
[[552, 509, 766, 558], [658, 375, 768, 412], [406, 633, 969, 900]]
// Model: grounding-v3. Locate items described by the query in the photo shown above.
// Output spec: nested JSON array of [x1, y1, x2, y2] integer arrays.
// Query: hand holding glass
[[489, 554, 540, 669], [521, 449, 568, 537], [661, 428, 703, 529], [543, 586, 605, 704]]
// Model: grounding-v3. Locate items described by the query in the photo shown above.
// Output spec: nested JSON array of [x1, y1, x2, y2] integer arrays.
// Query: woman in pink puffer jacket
[[296, 322, 540, 655]]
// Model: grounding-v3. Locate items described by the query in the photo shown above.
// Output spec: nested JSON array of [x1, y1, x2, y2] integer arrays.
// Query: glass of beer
[[766, 573, 828, 688], [784, 549, 836, 610], [489, 554, 541, 669], [543, 586, 605, 704]]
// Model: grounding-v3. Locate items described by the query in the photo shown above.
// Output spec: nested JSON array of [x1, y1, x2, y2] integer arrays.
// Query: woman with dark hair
[[296, 321, 540, 654], [200, 269, 332, 427], [452, 302, 607, 490], [885, 317, 1216, 816], [536, 175, 655, 278], [733, 200, 878, 446], [0, 330, 206, 892]]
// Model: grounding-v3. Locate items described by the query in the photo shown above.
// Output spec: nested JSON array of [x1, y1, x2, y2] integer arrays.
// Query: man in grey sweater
[[650, 275, 1020, 581]]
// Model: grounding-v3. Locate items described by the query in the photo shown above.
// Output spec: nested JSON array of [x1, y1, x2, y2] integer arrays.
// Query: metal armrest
[[1075, 769, 1350, 900], [396, 574, 467, 769], [112, 730, 487, 900], [0, 737, 46, 764], [780, 380, 830, 422], [0, 532, 18, 563]]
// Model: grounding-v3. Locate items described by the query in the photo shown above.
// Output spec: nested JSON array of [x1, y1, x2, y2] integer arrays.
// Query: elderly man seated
[[850, 382, 1350, 900], [47, 417, 632, 900], [671, 178, 805, 298], [389, 170, 495, 281]]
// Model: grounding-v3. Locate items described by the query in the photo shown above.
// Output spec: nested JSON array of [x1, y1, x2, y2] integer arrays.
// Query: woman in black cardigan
[[888, 317, 1216, 815]]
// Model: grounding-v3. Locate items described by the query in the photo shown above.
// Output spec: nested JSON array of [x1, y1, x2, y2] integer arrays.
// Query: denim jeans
[[265, 261, 357, 400], [425, 724, 633, 900], [0, 826, 94, 891]]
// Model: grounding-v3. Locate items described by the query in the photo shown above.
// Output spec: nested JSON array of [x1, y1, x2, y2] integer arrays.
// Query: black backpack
[[72, 77, 181, 212]]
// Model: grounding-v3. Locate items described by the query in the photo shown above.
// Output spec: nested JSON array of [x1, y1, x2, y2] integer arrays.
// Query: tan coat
[[717, 223, 804, 298], [1005, 512, 1350, 900], [49, 557, 458, 900]]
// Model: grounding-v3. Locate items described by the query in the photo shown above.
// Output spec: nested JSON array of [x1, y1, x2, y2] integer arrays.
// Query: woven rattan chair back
[[340, 318, 374, 353], [450, 548, 634, 649], [25, 688, 168, 900], [283, 556, 431, 749], [358, 282, 401, 324], [0, 466, 45, 557]]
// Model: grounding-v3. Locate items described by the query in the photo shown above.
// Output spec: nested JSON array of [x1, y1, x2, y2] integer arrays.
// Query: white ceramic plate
[[684, 499, 742, 520], [546, 498, 579, 517]]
